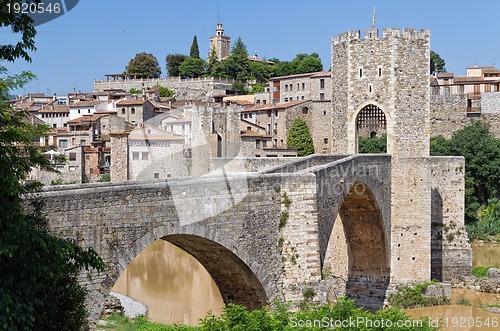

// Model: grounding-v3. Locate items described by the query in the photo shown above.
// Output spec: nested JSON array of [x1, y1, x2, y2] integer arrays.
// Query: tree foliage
[[189, 36, 200, 58], [178, 57, 207, 78], [287, 118, 315, 156], [0, 0, 38, 62], [358, 134, 387, 153], [430, 121, 500, 224], [125, 52, 161, 78], [430, 50, 446, 74], [166, 53, 188, 77], [0, 13, 105, 330]]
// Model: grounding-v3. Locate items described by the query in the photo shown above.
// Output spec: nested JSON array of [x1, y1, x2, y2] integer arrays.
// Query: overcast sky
[[2, 0, 499, 95]]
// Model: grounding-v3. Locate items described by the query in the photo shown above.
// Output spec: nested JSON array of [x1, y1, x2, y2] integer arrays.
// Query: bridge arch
[[324, 181, 390, 308], [106, 223, 272, 316]]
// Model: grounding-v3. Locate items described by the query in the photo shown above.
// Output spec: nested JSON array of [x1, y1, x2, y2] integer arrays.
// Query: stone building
[[128, 125, 188, 180], [209, 22, 231, 61], [329, 27, 470, 303], [255, 71, 332, 105], [242, 100, 332, 153], [115, 99, 155, 126]]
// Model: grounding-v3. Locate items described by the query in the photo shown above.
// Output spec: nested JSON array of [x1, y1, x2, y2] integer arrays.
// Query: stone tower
[[331, 28, 434, 284], [209, 22, 231, 61]]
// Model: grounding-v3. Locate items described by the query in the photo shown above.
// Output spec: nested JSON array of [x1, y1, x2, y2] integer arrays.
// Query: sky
[[2, 0, 500, 96]]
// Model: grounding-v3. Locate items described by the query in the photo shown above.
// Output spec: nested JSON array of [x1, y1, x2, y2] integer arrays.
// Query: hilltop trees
[[125, 52, 161, 78], [162, 36, 324, 89], [190, 36, 200, 58]]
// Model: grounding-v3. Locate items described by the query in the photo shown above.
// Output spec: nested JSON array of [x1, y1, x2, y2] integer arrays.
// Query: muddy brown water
[[113, 240, 500, 327]]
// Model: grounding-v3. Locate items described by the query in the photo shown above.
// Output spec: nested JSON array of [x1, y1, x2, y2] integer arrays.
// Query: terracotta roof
[[240, 130, 272, 138], [70, 100, 102, 107], [67, 114, 105, 124], [270, 72, 322, 81], [243, 100, 309, 112], [437, 72, 454, 79], [310, 71, 331, 78], [38, 105, 70, 113], [116, 99, 147, 106], [453, 76, 485, 83]]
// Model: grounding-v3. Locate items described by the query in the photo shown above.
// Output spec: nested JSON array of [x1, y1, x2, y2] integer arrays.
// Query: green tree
[[207, 48, 222, 77], [178, 57, 207, 78], [0, 10, 105, 330], [153, 85, 174, 97], [358, 134, 387, 153], [166, 53, 187, 77], [220, 37, 252, 81], [0, 0, 37, 62], [189, 35, 200, 59], [290, 53, 323, 74], [0, 66, 105, 330], [431, 122, 500, 224], [287, 118, 315, 156], [430, 50, 446, 74], [125, 52, 161, 78]]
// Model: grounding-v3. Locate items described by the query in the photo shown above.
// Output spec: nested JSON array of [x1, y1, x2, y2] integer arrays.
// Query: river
[[112, 240, 500, 327]]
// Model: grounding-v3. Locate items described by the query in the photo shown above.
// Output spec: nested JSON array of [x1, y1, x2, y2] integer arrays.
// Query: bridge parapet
[[260, 154, 350, 174]]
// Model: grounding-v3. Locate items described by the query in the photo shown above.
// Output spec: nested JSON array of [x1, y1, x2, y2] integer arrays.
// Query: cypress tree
[[190, 36, 200, 58]]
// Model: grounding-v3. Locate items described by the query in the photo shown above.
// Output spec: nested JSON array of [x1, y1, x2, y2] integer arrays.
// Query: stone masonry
[[331, 28, 471, 289]]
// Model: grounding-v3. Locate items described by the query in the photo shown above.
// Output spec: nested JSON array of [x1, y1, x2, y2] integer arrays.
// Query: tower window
[[359, 68, 363, 78]]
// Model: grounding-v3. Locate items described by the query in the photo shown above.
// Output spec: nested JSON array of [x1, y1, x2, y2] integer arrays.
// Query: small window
[[302, 107, 309, 114], [274, 110, 278, 117], [324, 138, 329, 144], [320, 93, 325, 101], [121, 108, 126, 114], [289, 84, 293, 91], [85, 155, 90, 160], [132, 152, 139, 160], [256, 139, 261, 149], [87, 109, 91, 114], [131, 107, 136, 115], [154, 173, 159, 179], [78, 109, 80, 114], [59, 139, 68, 148], [320, 78, 325, 89], [69, 152, 77, 161], [247, 126, 252, 131], [378, 67, 382, 77], [142, 152, 149, 160], [69, 166, 76, 172], [359, 68, 363, 78], [302, 83, 305, 90]]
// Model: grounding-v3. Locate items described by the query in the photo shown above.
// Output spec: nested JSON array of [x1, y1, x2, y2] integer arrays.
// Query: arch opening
[[324, 182, 390, 309], [356, 104, 387, 153], [111, 235, 268, 325]]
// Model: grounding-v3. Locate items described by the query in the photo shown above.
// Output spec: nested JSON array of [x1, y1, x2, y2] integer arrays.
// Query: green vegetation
[[388, 281, 450, 308], [430, 50, 446, 74], [189, 36, 200, 59], [466, 199, 500, 241], [129, 88, 141, 94], [358, 134, 387, 153], [165, 37, 323, 88], [101, 299, 437, 331], [472, 266, 494, 277], [287, 118, 315, 156], [0, 8, 105, 330], [279, 211, 289, 229], [430, 122, 500, 240], [457, 298, 472, 306], [126, 52, 162, 79]]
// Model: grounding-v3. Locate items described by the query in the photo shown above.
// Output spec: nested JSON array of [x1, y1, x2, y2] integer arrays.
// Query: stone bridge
[[40, 154, 471, 324]]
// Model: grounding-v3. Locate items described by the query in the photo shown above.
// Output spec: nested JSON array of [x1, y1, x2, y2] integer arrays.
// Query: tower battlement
[[332, 28, 430, 45]]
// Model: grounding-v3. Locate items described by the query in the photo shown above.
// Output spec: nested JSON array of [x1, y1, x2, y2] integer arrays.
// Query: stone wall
[[94, 77, 234, 101], [429, 156, 472, 281], [40, 172, 321, 324]]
